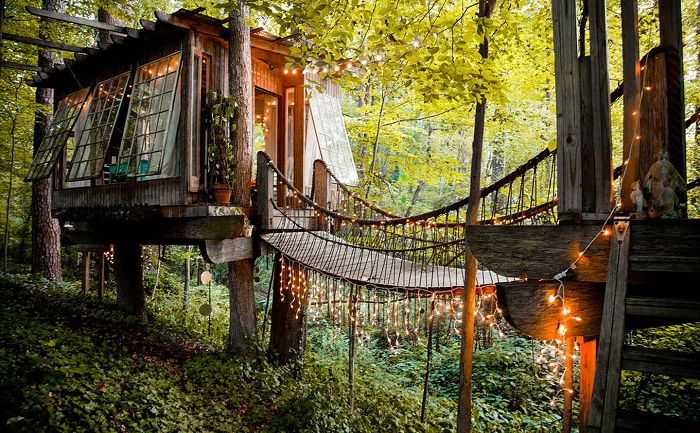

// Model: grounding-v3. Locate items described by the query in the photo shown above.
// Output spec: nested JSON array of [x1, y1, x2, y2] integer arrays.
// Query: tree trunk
[[183, 245, 191, 310], [31, 0, 65, 282], [457, 2, 496, 432], [228, 259, 257, 355], [229, 1, 253, 207], [114, 241, 146, 319], [269, 255, 306, 363], [226, 1, 257, 356]]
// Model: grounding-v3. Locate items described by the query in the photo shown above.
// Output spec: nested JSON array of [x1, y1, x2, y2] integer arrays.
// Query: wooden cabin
[[26, 8, 358, 245]]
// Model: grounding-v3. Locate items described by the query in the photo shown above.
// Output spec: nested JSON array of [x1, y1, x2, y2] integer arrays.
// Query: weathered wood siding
[[253, 58, 283, 95]]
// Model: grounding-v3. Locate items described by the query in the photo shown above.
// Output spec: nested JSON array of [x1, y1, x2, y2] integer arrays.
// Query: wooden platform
[[261, 231, 511, 290], [465, 219, 700, 283], [59, 205, 247, 244]]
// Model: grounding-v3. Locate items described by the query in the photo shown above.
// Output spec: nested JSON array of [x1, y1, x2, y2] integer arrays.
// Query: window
[[253, 90, 279, 180], [66, 72, 130, 181], [118, 52, 182, 177], [284, 88, 294, 181], [25, 88, 90, 181], [190, 51, 210, 189], [308, 88, 358, 185]]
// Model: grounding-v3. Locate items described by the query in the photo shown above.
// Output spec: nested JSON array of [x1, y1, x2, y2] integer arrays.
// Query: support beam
[[114, 241, 145, 319], [81, 251, 90, 295], [579, 337, 598, 433], [268, 255, 306, 363], [552, 0, 583, 218], [26, 6, 126, 33], [97, 250, 105, 300], [620, 0, 640, 212], [2, 31, 85, 52], [0, 61, 41, 72], [588, 0, 613, 215], [659, 0, 686, 185], [312, 160, 330, 229], [201, 237, 253, 264]]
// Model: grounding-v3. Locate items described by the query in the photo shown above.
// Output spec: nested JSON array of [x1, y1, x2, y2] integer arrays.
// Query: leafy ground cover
[[2, 272, 695, 432]]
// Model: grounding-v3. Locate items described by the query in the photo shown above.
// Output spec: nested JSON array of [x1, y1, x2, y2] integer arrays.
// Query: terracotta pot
[[211, 184, 232, 204]]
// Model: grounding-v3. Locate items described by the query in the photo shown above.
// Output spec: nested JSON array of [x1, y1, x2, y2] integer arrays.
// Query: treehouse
[[25, 8, 358, 247]]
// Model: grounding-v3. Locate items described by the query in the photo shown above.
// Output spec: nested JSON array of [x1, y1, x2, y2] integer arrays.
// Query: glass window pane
[[308, 88, 358, 185], [25, 87, 91, 181], [66, 72, 130, 181], [117, 52, 182, 177]]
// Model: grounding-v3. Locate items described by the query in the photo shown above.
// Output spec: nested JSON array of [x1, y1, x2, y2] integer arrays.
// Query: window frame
[[24, 87, 91, 182], [117, 51, 183, 179], [65, 71, 131, 182]]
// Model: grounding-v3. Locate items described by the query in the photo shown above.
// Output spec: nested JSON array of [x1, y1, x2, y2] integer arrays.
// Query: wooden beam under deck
[[466, 219, 700, 283]]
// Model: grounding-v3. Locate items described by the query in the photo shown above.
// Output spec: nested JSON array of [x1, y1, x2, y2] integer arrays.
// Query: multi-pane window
[[25, 88, 90, 181], [66, 72, 130, 181], [118, 52, 182, 177], [308, 89, 358, 185]]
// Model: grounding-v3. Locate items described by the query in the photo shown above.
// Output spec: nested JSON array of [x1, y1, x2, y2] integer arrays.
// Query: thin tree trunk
[[31, 0, 65, 282], [365, 86, 386, 199], [3, 90, 18, 274], [457, 2, 496, 432], [183, 245, 191, 310], [227, 1, 257, 356]]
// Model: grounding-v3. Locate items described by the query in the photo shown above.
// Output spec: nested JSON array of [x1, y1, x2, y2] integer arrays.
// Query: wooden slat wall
[[253, 58, 282, 95], [54, 178, 184, 208], [304, 72, 341, 99]]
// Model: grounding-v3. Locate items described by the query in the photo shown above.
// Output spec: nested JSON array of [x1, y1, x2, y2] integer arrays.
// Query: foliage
[[205, 90, 239, 188]]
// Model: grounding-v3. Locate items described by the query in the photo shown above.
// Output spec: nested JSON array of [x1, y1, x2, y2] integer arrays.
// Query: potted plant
[[205, 90, 238, 204]]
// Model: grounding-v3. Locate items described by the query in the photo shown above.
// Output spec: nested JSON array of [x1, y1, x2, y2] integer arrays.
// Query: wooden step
[[621, 346, 700, 379], [626, 296, 700, 321], [628, 255, 700, 273], [616, 409, 700, 433]]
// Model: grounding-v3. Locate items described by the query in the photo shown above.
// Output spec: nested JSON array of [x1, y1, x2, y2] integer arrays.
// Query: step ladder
[[587, 219, 700, 433]]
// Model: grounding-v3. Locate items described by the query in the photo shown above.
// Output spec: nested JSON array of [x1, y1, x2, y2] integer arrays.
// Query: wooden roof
[[28, 7, 294, 88]]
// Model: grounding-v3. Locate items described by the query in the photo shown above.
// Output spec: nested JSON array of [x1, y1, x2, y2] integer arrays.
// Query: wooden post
[[659, 0, 686, 193], [638, 52, 671, 188], [257, 152, 274, 230], [620, 0, 640, 212], [552, 0, 582, 220], [348, 285, 357, 410], [588, 0, 613, 216], [114, 241, 146, 319], [97, 250, 105, 300], [588, 221, 630, 433], [579, 337, 598, 433], [421, 297, 435, 422], [81, 252, 91, 295], [563, 336, 575, 433], [313, 160, 330, 230]]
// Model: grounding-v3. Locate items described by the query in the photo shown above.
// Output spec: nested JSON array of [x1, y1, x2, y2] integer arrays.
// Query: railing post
[[313, 160, 330, 231], [257, 152, 274, 231]]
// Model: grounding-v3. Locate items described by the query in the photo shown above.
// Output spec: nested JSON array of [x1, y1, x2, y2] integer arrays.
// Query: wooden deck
[[261, 230, 510, 290]]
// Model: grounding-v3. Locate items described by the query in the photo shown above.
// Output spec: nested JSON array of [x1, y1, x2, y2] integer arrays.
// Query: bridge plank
[[261, 231, 509, 291]]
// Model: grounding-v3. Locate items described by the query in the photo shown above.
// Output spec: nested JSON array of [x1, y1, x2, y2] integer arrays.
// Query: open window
[[190, 50, 211, 192], [308, 88, 358, 185], [117, 51, 182, 178], [66, 72, 131, 182], [25, 88, 90, 181]]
